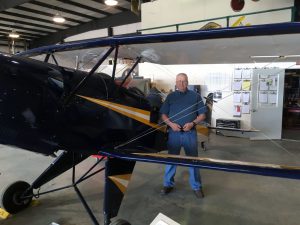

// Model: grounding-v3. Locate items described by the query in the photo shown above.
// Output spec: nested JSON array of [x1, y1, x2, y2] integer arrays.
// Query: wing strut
[[44, 53, 50, 62], [63, 46, 115, 106], [119, 56, 142, 88], [51, 54, 59, 66], [111, 45, 119, 81], [43, 53, 59, 66]]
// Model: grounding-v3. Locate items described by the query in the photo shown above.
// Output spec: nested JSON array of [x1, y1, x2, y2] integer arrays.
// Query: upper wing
[[16, 23, 300, 65]]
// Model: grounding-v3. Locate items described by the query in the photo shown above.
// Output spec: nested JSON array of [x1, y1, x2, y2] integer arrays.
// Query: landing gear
[[110, 218, 131, 225], [1, 181, 33, 214], [201, 141, 206, 151]]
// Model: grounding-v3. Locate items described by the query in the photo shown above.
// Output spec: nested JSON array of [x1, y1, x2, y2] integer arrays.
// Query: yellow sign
[[232, 16, 251, 27], [242, 80, 251, 91], [0, 208, 10, 219]]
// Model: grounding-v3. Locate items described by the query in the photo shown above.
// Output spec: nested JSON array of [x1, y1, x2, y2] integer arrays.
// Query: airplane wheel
[[110, 218, 131, 225], [201, 142, 206, 151], [1, 181, 33, 214]]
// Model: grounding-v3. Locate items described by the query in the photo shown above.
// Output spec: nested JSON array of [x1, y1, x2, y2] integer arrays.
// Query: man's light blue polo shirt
[[160, 90, 207, 127]]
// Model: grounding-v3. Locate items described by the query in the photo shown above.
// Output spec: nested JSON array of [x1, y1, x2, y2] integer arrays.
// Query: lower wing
[[99, 147, 300, 180]]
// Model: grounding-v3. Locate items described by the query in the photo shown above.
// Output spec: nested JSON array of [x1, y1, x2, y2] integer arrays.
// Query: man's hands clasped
[[169, 122, 194, 132]]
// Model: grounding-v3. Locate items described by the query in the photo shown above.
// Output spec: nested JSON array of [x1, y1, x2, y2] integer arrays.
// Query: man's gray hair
[[176, 73, 188, 81]]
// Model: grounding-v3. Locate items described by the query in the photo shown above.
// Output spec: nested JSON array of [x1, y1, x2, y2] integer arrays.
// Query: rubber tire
[[110, 218, 131, 225], [201, 142, 206, 151], [1, 181, 33, 214]]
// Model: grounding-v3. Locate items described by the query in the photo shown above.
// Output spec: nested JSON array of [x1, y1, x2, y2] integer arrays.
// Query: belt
[[180, 126, 195, 132]]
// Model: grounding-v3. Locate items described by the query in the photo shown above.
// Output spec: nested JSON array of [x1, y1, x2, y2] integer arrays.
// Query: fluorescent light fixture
[[8, 30, 20, 38], [250, 55, 300, 59], [105, 0, 118, 6], [53, 13, 65, 23]]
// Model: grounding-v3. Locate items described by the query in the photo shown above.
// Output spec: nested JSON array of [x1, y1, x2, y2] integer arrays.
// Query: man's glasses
[[176, 80, 188, 84]]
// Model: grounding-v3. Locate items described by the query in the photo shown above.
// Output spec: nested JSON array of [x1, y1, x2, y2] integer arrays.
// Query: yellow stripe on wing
[[78, 95, 165, 131], [108, 174, 132, 194]]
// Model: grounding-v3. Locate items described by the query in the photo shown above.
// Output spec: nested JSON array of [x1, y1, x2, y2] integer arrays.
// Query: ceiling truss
[[0, 0, 140, 48]]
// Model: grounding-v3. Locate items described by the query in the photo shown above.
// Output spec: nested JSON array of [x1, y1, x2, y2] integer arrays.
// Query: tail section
[[103, 158, 136, 225]]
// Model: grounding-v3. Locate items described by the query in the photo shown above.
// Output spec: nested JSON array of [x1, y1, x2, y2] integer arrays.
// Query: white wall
[[139, 62, 297, 131], [64, 22, 141, 42], [64, 29, 108, 42], [141, 0, 294, 33]]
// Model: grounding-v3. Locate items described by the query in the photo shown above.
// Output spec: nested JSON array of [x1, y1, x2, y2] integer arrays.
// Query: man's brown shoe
[[193, 189, 204, 198], [160, 186, 173, 195]]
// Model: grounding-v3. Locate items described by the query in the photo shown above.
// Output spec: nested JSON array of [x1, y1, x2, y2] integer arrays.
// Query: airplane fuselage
[[0, 53, 160, 155]]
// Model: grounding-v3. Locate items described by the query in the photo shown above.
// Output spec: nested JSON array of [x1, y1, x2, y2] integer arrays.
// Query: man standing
[[160, 73, 206, 198]]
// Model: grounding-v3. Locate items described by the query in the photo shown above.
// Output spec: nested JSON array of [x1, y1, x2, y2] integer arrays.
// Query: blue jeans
[[163, 129, 202, 190]]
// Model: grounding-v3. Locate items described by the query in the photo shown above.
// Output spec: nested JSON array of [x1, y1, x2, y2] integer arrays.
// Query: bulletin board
[[257, 71, 278, 107], [232, 68, 252, 117]]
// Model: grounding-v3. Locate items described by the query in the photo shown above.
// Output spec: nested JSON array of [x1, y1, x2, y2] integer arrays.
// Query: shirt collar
[[176, 89, 188, 95]]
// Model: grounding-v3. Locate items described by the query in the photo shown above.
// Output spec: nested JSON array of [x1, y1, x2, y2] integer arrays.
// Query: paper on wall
[[233, 105, 241, 117], [242, 92, 250, 103], [268, 93, 277, 104], [234, 69, 242, 79], [268, 76, 278, 91], [242, 104, 250, 114], [242, 80, 251, 91], [259, 80, 268, 91], [259, 92, 268, 103], [242, 69, 251, 79], [233, 80, 242, 91], [233, 92, 241, 103]]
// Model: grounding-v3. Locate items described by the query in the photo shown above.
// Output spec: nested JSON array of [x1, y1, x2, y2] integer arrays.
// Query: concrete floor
[[1, 133, 300, 225]]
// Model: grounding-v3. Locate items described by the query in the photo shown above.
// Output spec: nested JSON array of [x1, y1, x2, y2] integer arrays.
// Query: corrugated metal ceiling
[[0, 0, 139, 48]]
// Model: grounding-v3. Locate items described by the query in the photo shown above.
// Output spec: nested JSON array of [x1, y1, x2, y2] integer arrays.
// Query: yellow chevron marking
[[232, 16, 245, 27], [78, 95, 165, 131], [0, 208, 10, 219], [108, 174, 132, 194], [231, 16, 251, 27], [200, 22, 222, 30]]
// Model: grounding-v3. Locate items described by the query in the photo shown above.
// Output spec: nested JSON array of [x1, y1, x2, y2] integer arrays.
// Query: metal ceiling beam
[[30, 11, 140, 48], [0, 15, 58, 32], [15, 5, 82, 24], [0, 29, 34, 41], [0, 38, 26, 44], [0, 21, 52, 34], [31, 1, 99, 20], [0, 11, 72, 28], [57, 0, 112, 16], [0, 37, 32, 41], [0, 0, 31, 11], [0, 29, 40, 39]]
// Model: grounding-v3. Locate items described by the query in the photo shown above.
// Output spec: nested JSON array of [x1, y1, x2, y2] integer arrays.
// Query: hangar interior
[[0, 1, 300, 225]]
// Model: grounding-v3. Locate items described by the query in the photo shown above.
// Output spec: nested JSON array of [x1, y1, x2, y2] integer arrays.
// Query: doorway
[[282, 69, 300, 140]]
